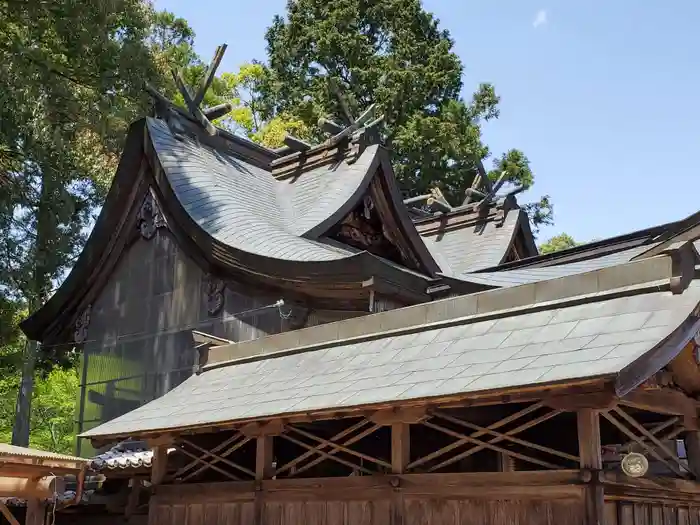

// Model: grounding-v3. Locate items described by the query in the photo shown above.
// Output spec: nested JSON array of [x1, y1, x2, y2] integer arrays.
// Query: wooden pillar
[[256, 436, 274, 481], [684, 431, 700, 479], [0, 501, 20, 525], [151, 445, 168, 486], [578, 409, 604, 525], [25, 498, 46, 525], [391, 422, 410, 474]]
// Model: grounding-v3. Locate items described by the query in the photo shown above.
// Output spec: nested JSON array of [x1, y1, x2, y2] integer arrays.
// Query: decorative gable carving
[[74, 304, 92, 344], [137, 190, 167, 240], [206, 276, 226, 316]]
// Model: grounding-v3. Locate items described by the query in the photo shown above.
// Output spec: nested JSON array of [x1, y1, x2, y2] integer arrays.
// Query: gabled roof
[[148, 117, 438, 273], [20, 115, 450, 342], [415, 197, 537, 275], [81, 242, 700, 440]]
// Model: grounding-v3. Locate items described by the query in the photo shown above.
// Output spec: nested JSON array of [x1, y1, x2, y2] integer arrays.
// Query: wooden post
[[151, 445, 168, 486], [125, 478, 141, 521], [684, 431, 700, 479], [256, 436, 274, 481], [578, 409, 603, 525], [391, 423, 410, 474], [25, 498, 46, 525], [0, 501, 20, 525]]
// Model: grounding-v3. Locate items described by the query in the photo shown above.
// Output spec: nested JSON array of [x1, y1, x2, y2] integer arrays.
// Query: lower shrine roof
[[81, 243, 700, 440]]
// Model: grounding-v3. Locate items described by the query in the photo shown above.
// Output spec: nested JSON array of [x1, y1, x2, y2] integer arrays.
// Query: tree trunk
[[12, 166, 55, 447]]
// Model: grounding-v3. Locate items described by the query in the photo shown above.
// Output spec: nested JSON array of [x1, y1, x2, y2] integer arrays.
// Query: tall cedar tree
[[0, 0, 202, 445], [261, 0, 553, 225]]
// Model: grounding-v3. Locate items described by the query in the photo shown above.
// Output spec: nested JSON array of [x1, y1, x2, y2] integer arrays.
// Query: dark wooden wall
[[605, 501, 700, 525], [76, 229, 363, 455]]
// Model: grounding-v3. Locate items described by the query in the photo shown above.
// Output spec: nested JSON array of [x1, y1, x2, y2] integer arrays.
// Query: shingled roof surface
[[82, 251, 700, 439], [457, 244, 654, 287], [148, 117, 378, 262], [421, 208, 529, 275]]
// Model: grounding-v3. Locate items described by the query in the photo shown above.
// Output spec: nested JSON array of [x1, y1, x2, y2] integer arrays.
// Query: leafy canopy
[[256, 0, 552, 227], [539, 233, 580, 255]]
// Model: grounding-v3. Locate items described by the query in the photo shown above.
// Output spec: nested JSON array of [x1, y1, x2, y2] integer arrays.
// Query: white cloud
[[532, 9, 548, 29]]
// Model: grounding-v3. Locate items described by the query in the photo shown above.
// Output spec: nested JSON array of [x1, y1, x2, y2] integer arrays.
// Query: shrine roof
[[81, 243, 700, 440], [148, 117, 375, 262], [455, 244, 654, 288], [418, 204, 535, 275]]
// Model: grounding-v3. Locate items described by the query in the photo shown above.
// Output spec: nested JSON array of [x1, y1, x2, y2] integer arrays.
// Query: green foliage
[[539, 233, 580, 255], [258, 0, 551, 224]]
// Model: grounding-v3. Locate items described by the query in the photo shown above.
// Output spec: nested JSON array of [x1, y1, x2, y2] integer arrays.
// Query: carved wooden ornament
[[206, 277, 225, 316], [137, 191, 167, 240], [74, 305, 92, 344]]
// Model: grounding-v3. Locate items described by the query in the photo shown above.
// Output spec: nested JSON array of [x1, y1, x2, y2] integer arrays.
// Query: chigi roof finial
[[145, 44, 232, 137], [282, 77, 385, 154]]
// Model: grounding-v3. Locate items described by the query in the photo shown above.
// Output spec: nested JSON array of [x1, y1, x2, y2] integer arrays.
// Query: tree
[[0, 0, 202, 446], [539, 233, 580, 255], [258, 0, 552, 227]]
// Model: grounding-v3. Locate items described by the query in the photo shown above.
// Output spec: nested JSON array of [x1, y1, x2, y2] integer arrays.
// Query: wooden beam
[[241, 420, 286, 438], [546, 391, 617, 411], [391, 423, 410, 474], [369, 407, 428, 426], [151, 445, 168, 486], [620, 387, 697, 427], [0, 501, 19, 525], [255, 436, 274, 481], [193, 44, 227, 107], [0, 476, 61, 499]]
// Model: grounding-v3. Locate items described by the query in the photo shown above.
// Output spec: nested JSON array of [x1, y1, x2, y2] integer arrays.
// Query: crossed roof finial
[[282, 78, 385, 153], [145, 44, 232, 137]]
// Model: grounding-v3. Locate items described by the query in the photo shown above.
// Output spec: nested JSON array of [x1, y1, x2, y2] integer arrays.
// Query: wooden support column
[[151, 445, 169, 486], [391, 422, 410, 474], [0, 501, 20, 525], [256, 436, 274, 481], [578, 409, 603, 525], [25, 498, 46, 525], [684, 431, 700, 479]]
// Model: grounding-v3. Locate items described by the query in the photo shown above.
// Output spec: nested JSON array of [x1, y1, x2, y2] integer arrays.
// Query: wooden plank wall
[[147, 472, 586, 525], [149, 498, 584, 525], [605, 501, 700, 525]]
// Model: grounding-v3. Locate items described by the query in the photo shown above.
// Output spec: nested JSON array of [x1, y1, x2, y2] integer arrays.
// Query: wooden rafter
[[276, 420, 381, 477], [408, 403, 561, 472], [286, 425, 392, 470], [179, 437, 255, 479], [601, 408, 691, 478], [432, 410, 579, 463], [172, 445, 242, 481], [422, 419, 565, 471], [170, 431, 250, 482], [279, 433, 377, 476]]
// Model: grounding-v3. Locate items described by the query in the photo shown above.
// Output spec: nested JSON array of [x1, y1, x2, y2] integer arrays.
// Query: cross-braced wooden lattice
[[277, 419, 387, 477], [412, 402, 578, 472], [169, 431, 254, 483], [601, 405, 693, 478]]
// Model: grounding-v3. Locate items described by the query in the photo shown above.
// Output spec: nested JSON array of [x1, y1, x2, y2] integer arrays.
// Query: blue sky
[[154, 0, 700, 243]]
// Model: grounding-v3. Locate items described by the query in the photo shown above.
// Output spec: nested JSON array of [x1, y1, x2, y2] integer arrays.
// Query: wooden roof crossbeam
[[145, 44, 232, 137], [280, 80, 385, 156]]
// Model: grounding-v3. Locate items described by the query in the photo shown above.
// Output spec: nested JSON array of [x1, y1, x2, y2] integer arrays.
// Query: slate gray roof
[[81, 279, 700, 439], [457, 244, 654, 288], [148, 117, 378, 262], [420, 208, 526, 275]]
